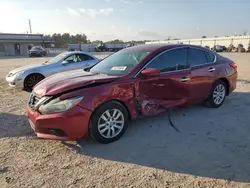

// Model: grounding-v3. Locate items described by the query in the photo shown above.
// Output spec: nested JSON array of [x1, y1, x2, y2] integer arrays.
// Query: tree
[[43, 34, 51, 39], [45, 33, 88, 48], [91, 40, 103, 44], [202, 36, 207, 38], [106, 39, 124, 43]]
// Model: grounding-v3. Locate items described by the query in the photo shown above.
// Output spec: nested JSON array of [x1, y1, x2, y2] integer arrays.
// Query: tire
[[24, 74, 45, 92], [89, 101, 129, 143], [206, 80, 227, 108], [40, 52, 45, 57]]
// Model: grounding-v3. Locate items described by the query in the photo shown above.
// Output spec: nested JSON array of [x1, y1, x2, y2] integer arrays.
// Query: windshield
[[90, 50, 150, 76], [31, 46, 42, 50], [44, 53, 67, 64]]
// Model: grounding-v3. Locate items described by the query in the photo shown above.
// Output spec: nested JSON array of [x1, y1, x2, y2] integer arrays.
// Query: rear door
[[188, 48, 218, 102], [135, 47, 192, 116]]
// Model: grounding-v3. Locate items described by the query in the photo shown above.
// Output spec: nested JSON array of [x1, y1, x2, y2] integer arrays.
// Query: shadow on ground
[[63, 92, 250, 183], [0, 113, 34, 138]]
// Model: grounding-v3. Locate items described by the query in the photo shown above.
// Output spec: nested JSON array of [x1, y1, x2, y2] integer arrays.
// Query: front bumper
[[6, 75, 24, 88], [27, 105, 92, 140], [29, 52, 42, 57]]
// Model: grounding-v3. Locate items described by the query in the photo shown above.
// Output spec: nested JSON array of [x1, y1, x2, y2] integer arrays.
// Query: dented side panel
[[134, 70, 191, 116], [60, 80, 138, 119]]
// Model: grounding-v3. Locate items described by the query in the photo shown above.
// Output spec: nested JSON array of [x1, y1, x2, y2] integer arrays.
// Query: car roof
[[62, 51, 92, 56], [123, 43, 207, 53]]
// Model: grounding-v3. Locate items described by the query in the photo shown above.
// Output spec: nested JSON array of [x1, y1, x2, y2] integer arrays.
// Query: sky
[[0, 0, 250, 41]]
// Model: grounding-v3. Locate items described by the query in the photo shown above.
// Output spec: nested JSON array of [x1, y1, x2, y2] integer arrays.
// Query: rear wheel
[[89, 101, 129, 143], [206, 80, 227, 108], [24, 74, 44, 91]]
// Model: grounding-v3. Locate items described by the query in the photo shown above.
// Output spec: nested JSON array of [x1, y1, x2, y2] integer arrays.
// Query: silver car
[[6, 51, 100, 91]]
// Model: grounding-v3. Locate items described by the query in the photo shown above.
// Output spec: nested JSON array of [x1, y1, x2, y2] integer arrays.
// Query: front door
[[188, 48, 218, 103], [135, 47, 191, 116]]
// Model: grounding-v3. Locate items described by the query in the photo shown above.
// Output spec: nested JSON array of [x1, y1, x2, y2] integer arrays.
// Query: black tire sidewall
[[89, 101, 129, 143], [24, 74, 44, 92], [207, 80, 227, 108]]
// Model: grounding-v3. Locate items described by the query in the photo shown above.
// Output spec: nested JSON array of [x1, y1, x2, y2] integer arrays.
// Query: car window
[[31, 46, 40, 50], [78, 54, 94, 61], [188, 48, 208, 66], [65, 55, 79, 63], [145, 48, 188, 73], [205, 52, 215, 62], [44, 53, 67, 64]]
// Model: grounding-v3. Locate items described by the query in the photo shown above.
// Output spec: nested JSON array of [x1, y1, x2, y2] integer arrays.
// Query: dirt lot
[[0, 53, 250, 188]]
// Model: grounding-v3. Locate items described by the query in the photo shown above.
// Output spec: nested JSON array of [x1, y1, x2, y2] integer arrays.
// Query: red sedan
[[27, 44, 237, 143]]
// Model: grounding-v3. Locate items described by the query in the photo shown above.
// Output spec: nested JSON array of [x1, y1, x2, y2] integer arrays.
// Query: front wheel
[[89, 101, 129, 143], [206, 80, 227, 108], [24, 74, 45, 92]]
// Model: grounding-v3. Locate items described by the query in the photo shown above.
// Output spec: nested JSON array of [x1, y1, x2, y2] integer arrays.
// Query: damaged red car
[[27, 44, 237, 143]]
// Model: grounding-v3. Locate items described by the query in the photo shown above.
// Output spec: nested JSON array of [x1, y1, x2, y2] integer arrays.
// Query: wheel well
[[112, 100, 131, 120], [26, 73, 45, 79], [218, 78, 230, 95], [90, 99, 132, 122]]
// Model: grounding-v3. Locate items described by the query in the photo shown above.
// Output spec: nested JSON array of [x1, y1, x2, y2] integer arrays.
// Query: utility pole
[[28, 19, 32, 34]]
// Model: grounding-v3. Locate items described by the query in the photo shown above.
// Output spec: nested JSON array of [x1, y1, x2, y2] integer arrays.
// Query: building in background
[[0, 33, 54, 56]]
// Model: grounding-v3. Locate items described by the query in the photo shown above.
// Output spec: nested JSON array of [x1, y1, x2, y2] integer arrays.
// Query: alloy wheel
[[213, 84, 226, 105], [25, 75, 44, 91], [97, 109, 125, 139]]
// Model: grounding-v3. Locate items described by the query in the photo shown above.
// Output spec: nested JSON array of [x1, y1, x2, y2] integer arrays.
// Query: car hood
[[9, 64, 43, 74], [33, 70, 118, 96]]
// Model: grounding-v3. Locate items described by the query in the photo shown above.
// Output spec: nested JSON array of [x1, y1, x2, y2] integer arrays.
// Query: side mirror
[[141, 68, 160, 78], [61, 60, 68, 65]]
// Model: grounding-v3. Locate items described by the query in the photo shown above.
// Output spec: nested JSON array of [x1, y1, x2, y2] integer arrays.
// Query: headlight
[[8, 71, 24, 77], [38, 96, 84, 114]]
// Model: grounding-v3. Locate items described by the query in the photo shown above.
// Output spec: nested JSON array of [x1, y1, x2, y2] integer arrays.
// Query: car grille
[[28, 92, 42, 110]]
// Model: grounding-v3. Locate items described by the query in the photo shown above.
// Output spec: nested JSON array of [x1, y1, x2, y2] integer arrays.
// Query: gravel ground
[[0, 53, 250, 188]]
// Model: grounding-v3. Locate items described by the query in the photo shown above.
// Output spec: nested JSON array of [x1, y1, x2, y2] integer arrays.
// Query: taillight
[[229, 63, 237, 70]]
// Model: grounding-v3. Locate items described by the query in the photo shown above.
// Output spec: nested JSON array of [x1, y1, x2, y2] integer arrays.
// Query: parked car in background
[[247, 45, 250, 52], [237, 44, 245, 53], [95, 42, 127, 52], [126, 43, 135, 48], [6, 52, 100, 91], [27, 44, 237, 143], [29, 46, 47, 57], [211, 45, 226, 52]]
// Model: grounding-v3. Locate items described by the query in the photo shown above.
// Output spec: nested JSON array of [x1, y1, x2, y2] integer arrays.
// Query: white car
[[6, 51, 100, 91]]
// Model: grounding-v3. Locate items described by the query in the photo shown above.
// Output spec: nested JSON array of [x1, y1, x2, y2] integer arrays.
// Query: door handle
[[180, 77, 190, 82], [209, 68, 216, 72]]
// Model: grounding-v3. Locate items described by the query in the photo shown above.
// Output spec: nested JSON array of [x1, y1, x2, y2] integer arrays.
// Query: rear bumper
[[27, 105, 92, 140], [228, 71, 237, 94]]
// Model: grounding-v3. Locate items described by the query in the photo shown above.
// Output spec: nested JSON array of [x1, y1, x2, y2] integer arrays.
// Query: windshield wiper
[[132, 55, 139, 64]]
